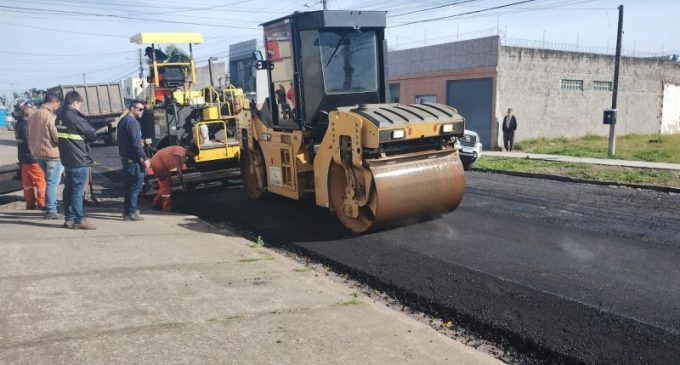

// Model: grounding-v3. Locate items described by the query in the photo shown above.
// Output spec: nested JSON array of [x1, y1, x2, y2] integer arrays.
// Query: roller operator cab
[[237, 10, 466, 233]]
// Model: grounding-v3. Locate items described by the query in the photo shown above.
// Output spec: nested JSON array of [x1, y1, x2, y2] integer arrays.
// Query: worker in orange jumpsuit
[[15, 102, 46, 210], [151, 144, 199, 212]]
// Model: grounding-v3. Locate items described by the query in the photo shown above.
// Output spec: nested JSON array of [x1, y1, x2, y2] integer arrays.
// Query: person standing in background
[[502, 108, 518, 152], [15, 102, 46, 210], [56, 91, 97, 230], [27, 92, 63, 219], [117, 100, 150, 221]]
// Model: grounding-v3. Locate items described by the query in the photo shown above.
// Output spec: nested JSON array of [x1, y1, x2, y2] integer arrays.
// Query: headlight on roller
[[392, 129, 405, 139], [441, 123, 454, 133]]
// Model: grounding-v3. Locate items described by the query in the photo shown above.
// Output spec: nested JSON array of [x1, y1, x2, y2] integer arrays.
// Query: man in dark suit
[[502, 108, 518, 151]]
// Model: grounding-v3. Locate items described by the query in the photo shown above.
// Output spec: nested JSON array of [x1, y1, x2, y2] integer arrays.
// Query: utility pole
[[608, 5, 623, 157], [208, 57, 216, 87], [322, 0, 327, 10], [82, 73, 87, 84], [138, 48, 144, 79]]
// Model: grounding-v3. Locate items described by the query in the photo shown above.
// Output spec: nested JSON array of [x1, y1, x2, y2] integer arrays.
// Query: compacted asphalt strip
[[92, 145, 680, 364]]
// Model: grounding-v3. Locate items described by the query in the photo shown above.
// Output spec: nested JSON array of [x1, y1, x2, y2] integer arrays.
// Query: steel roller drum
[[330, 150, 465, 233], [370, 150, 465, 227]]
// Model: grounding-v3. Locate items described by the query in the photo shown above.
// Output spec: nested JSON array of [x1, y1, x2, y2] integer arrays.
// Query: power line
[[391, 0, 540, 27], [0, 4, 260, 29], [4, 49, 137, 57], [0, 19, 129, 38], [388, 0, 490, 18]]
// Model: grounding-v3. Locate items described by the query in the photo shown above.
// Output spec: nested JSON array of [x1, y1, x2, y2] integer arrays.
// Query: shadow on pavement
[[0, 219, 63, 229]]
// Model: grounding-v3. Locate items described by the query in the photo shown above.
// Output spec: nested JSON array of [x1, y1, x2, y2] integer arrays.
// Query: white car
[[457, 129, 482, 171]]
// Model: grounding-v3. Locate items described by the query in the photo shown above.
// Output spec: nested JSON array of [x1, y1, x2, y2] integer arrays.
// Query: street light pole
[[609, 5, 624, 157]]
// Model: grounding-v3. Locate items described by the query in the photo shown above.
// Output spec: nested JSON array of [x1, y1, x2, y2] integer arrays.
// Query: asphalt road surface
[[93, 145, 680, 364]]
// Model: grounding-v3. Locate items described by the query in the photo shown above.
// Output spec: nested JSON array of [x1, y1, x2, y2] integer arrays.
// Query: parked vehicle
[[48, 83, 126, 145], [458, 129, 482, 170]]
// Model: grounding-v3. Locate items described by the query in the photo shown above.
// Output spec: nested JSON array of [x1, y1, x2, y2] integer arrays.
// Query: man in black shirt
[[56, 91, 97, 229], [502, 108, 518, 152], [117, 100, 150, 221]]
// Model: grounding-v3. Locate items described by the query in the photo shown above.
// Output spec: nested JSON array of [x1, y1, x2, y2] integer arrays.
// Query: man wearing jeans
[[27, 92, 63, 219], [117, 100, 150, 221], [56, 91, 97, 229]]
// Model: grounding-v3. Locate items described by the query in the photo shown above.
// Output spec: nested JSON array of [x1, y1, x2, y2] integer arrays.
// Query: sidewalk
[[484, 151, 680, 170], [0, 187, 501, 364]]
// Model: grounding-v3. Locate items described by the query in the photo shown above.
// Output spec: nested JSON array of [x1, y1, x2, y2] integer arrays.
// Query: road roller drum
[[329, 149, 465, 233]]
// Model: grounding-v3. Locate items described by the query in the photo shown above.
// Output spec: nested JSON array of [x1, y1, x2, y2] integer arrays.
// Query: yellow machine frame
[[193, 118, 240, 163], [130, 32, 203, 106]]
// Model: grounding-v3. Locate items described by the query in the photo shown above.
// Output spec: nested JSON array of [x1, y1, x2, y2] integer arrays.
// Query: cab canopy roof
[[130, 32, 204, 45]]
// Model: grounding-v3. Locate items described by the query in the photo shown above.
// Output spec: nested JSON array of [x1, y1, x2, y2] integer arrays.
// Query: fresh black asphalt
[[92, 145, 680, 364]]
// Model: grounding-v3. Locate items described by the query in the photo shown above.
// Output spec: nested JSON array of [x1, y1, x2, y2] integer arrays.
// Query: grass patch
[[514, 133, 680, 163], [293, 267, 311, 273], [476, 156, 680, 187], [337, 299, 363, 306], [248, 236, 265, 248], [238, 255, 274, 263]]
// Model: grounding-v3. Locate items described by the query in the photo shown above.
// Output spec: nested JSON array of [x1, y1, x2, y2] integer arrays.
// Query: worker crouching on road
[[56, 91, 97, 230], [151, 144, 199, 212], [15, 102, 46, 210]]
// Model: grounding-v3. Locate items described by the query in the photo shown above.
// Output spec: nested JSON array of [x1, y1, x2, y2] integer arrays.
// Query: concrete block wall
[[497, 47, 680, 144]]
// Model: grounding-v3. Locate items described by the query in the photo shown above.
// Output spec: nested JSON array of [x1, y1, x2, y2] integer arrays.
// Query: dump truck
[[237, 10, 466, 233], [48, 83, 125, 145]]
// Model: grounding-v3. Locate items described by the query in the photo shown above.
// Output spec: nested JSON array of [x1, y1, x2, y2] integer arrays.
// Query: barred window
[[593, 81, 613, 91], [561, 79, 583, 91]]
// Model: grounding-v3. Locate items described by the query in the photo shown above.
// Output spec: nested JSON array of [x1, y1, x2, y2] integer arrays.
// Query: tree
[[146, 44, 191, 64], [164, 45, 190, 62]]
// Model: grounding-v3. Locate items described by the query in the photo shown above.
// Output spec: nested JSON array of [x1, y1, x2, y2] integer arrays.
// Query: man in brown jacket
[[27, 92, 63, 219]]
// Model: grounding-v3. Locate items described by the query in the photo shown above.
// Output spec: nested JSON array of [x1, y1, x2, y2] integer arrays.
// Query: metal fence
[[501, 36, 666, 59]]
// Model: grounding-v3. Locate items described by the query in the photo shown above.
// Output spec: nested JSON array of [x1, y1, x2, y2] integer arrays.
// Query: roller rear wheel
[[240, 148, 266, 200], [328, 163, 376, 234]]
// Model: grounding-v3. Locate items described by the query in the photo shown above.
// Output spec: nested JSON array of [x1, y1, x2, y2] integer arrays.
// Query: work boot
[[44, 212, 61, 220], [73, 219, 96, 230], [123, 213, 144, 221], [121, 209, 141, 218], [62, 220, 74, 229]]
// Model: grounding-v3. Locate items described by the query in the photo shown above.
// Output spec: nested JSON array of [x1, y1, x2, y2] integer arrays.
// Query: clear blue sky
[[0, 0, 677, 100]]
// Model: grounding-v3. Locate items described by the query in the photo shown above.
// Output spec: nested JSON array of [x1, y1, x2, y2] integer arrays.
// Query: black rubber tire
[[240, 148, 266, 200]]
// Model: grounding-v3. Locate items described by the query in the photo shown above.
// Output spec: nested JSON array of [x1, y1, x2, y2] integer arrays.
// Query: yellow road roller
[[237, 10, 466, 233]]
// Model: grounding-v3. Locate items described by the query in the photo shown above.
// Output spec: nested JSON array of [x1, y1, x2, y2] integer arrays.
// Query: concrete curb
[[471, 167, 680, 194]]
